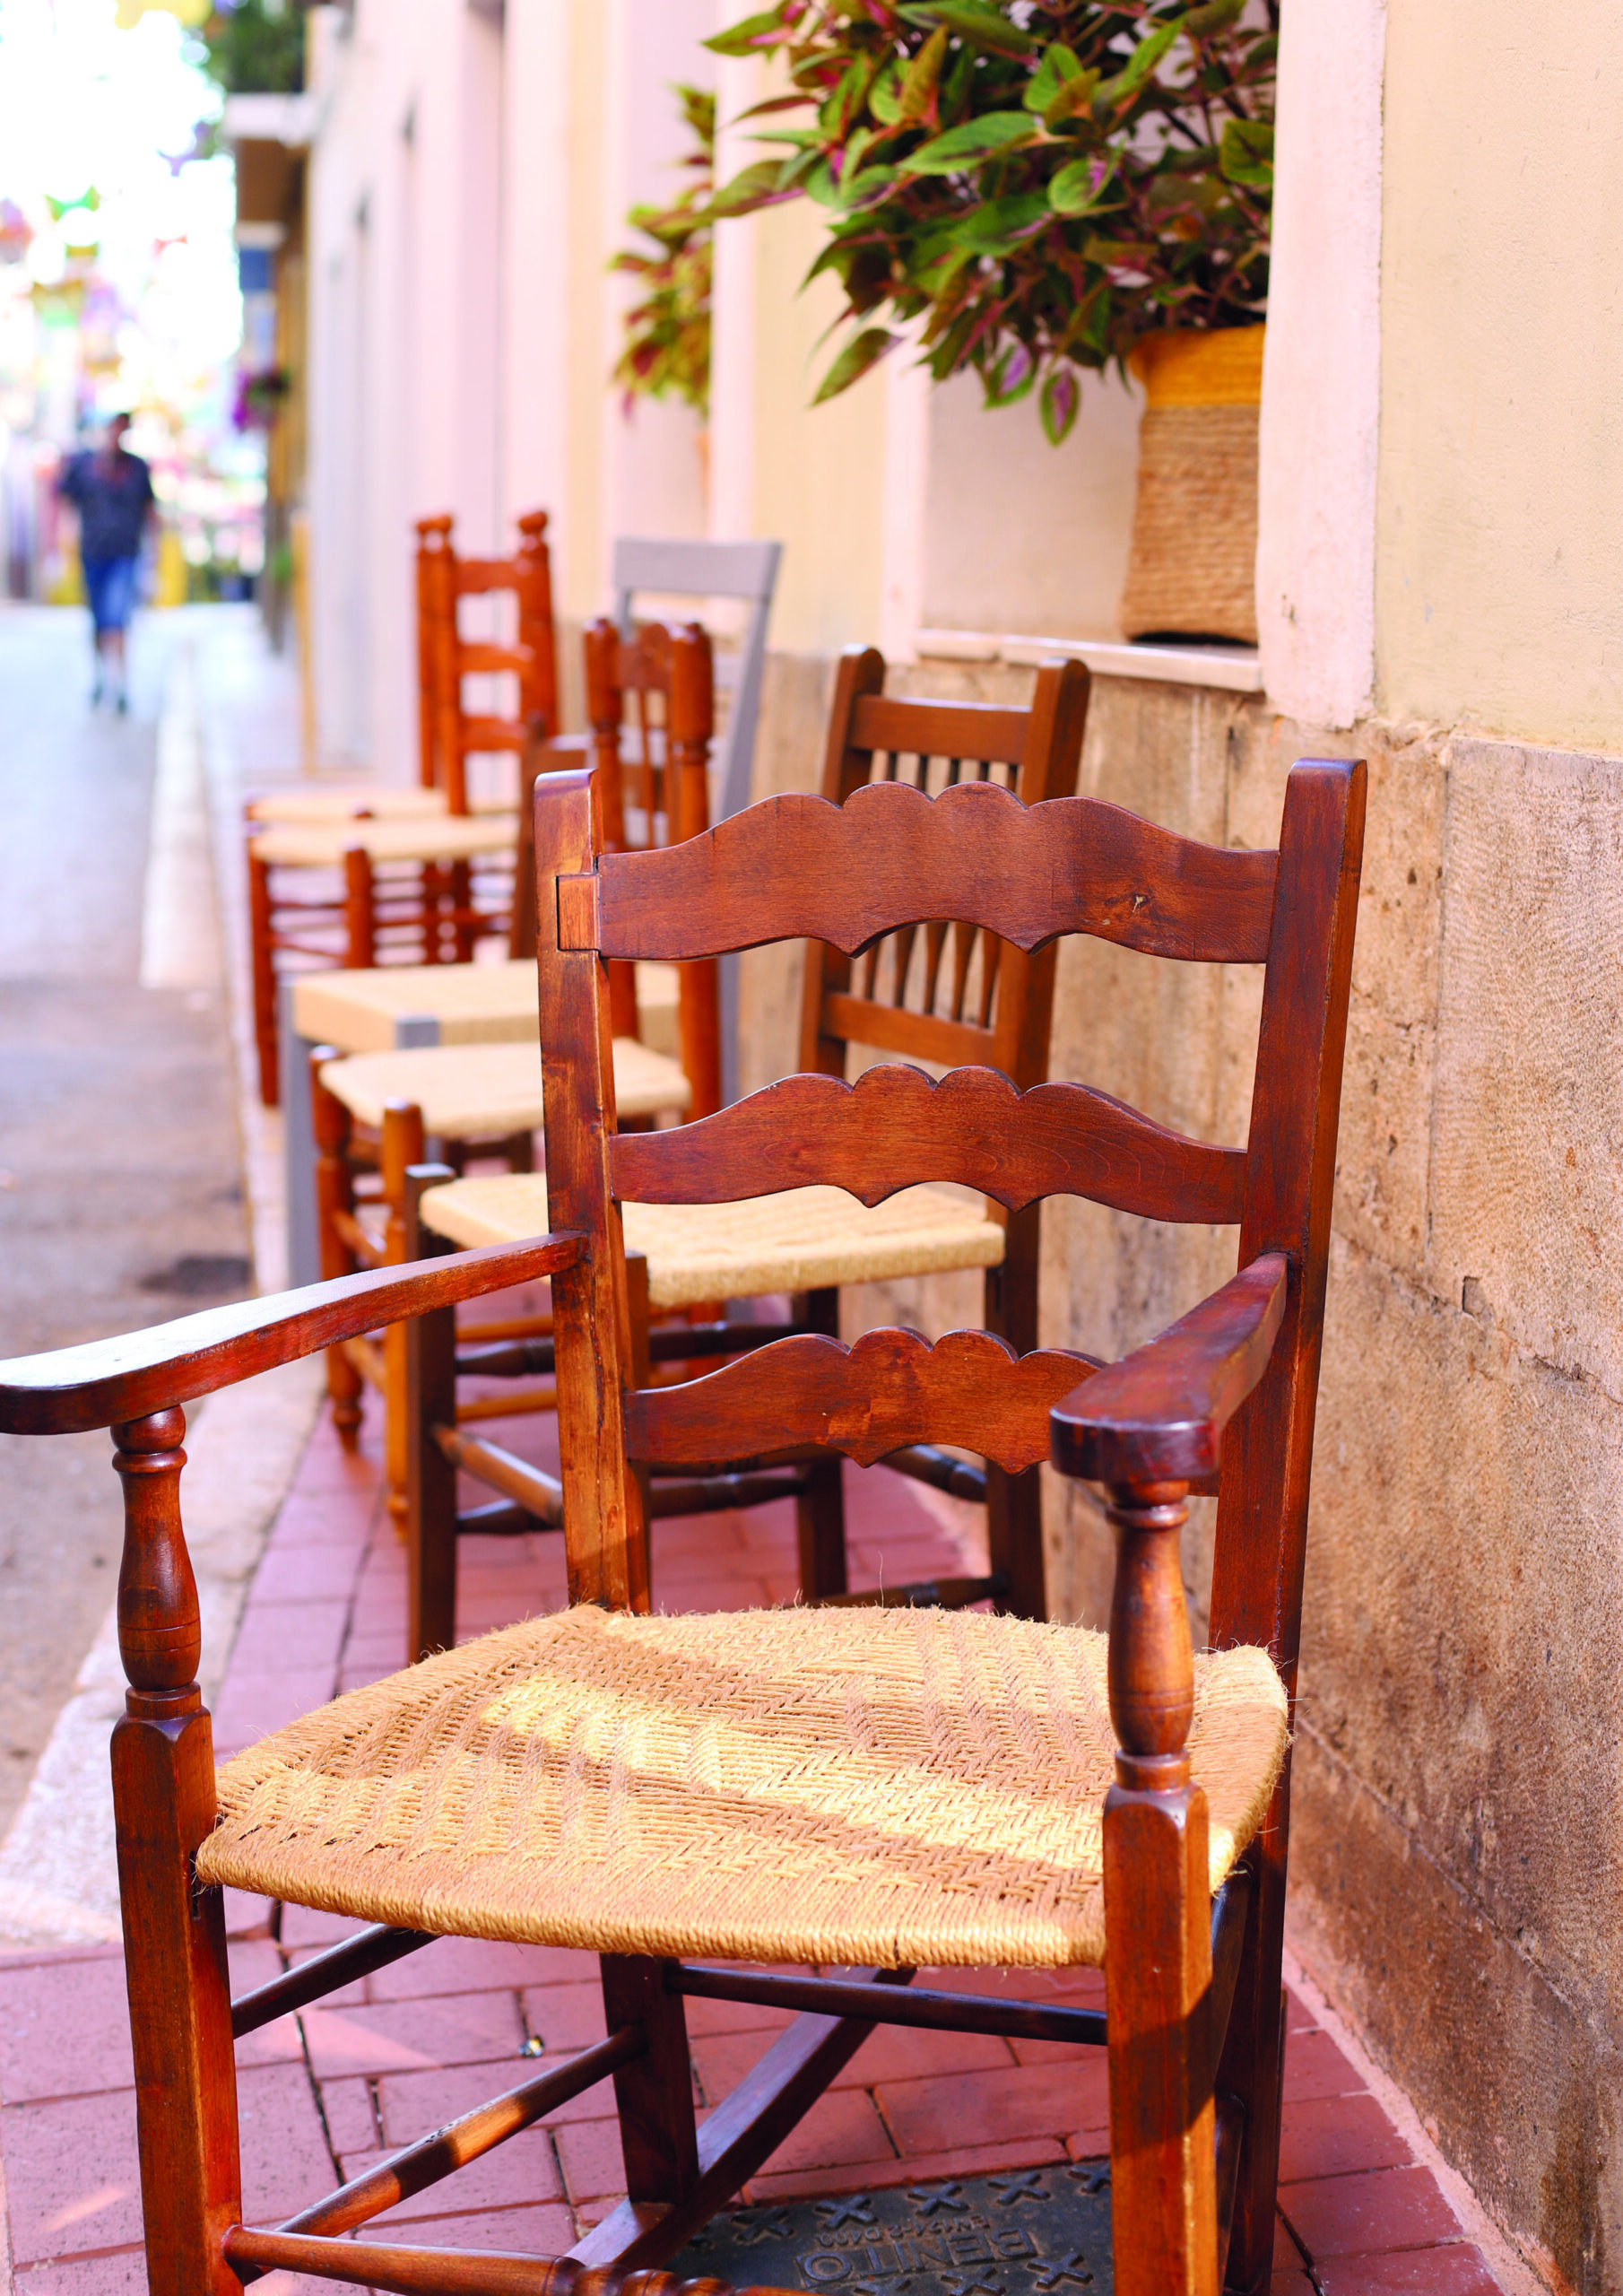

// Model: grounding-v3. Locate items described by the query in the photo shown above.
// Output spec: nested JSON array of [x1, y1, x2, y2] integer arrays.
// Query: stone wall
[[741, 647, 1623, 2292]]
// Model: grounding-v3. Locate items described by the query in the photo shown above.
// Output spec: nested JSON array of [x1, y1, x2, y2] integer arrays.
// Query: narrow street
[[0, 603, 250, 1844]]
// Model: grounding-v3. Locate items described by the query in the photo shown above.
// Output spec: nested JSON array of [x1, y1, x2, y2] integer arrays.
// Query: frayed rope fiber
[[199, 1604, 1287, 1969]]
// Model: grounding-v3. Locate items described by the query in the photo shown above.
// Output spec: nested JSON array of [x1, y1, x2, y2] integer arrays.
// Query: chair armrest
[[1049, 1252, 1289, 1486], [0, 1232, 586, 1437]]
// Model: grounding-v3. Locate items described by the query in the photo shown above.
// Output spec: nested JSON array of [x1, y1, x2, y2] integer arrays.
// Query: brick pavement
[[0, 1390, 1506, 2292]]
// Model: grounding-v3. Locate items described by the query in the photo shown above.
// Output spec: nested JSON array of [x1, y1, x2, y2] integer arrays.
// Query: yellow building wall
[[744, 195, 888, 658], [1376, 0, 1623, 746]]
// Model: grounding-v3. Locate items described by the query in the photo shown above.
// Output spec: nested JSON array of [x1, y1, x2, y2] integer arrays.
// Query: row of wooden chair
[[248, 511, 554, 1104], [0, 698, 1364, 2290]]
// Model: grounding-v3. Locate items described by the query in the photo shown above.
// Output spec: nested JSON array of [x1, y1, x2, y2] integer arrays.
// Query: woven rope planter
[[1118, 325, 1264, 647]]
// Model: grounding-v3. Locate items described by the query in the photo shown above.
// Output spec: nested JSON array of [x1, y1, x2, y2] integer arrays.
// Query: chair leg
[[311, 1052, 363, 1449], [1102, 1479, 1219, 2296], [343, 846, 376, 969], [794, 1286, 847, 1598], [380, 1101, 427, 1534], [406, 1286, 459, 1663], [985, 1208, 1046, 1619], [598, 1955, 699, 2212], [110, 1413, 243, 2296], [248, 850, 280, 1107], [1212, 1787, 1290, 2292]]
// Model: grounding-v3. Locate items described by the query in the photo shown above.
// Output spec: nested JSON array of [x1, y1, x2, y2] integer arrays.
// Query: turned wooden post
[[1102, 1478, 1218, 2296], [381, 1100, 427, 1530], [109, 1409, 244, 2296], [343, 844, 376, 970], [247, 848, 280, 1109], [311, 1046, 363, 1448], [667, 624, 721, 1121]]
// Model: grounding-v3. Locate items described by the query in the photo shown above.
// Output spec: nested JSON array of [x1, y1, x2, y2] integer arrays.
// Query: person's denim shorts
[[82, 554, 140, 634]]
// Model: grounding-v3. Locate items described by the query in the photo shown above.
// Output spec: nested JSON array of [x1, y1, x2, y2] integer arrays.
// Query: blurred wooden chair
[[0, 744, 1364, 2294], [404, 645, 1088, 1654], [310, 622, 719, 1527], [247, 511, 559, 1105]]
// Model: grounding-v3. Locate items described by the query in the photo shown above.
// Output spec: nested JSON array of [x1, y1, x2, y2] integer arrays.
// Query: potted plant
[[707, 0, 1275, 644]]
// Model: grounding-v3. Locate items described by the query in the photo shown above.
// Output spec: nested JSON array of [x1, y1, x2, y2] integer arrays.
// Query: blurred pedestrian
[[56, 413, 156, 712]]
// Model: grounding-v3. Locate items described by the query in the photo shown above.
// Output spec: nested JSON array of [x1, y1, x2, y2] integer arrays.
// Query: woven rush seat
[[249, 813, 518, 868], [196, 1604, 1289, 1968], [317, 1037, 690, 1136], [420, 1175, 1004, 1311], [292, 957, 680, 1058]]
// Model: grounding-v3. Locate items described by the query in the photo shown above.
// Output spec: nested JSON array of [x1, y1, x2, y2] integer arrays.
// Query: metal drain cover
[[666, 2162, 1113, 2293]]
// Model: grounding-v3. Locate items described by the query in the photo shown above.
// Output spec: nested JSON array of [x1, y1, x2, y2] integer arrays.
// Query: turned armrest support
[[0, 1232, 586, 1436], [1048, 1252, 1289, 1488]]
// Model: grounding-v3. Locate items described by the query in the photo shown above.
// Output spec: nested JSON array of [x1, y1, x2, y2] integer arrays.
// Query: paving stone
[[238, 2062, 343, 2224], [338, 2123, 563, 2214], [230, 1596, 353, 1673], [1281, 2164, 1462, 2257], [1280, 2092, 1414, 2185], [1317, 2246, 1504, 2292], [757, 2085, 895, 2178], [301, 1990, 526, 2078], [553, 2114, 627, 2203], [367, 1935, 592, 2002], [3, 2086, 144, 2262], [213, 1666, 340, 1751], [876, 2056, 1112, 2156], [0, 1952, 135, 2101], [317, 2073, 380, 2153], [520, 1982, 609, 2053], [11, 2250, 149, 2295], [248, 1543, 367, 1605], [367, 2202, 576, 2253], [1282, 2028, 1367, 2101]]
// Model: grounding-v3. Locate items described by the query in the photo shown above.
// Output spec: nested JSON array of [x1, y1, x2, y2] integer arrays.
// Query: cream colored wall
[[1376, 0, 1623, 746]]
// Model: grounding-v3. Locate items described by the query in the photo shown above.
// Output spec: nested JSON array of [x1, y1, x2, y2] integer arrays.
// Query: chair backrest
[[415, 510, 560, 813], [801, 648, 1089, 1095], [610, 535, 781, 824], [583, 614, 721, 1118], [531, 750, 1366, 1663]]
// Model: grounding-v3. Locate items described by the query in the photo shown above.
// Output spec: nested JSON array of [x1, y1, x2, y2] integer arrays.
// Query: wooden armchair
[[0, 746, 1362, 2293], [247, 510, 559, 1105], [402, 645, 1087, 1657]]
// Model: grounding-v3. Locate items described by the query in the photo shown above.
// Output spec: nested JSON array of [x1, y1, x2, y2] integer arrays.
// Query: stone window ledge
[[913, 628, 1263, 696]]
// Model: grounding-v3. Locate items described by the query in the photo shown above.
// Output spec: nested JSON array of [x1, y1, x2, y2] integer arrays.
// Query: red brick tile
[[1281, 2166, 1462, 2258], [554, 2114, 626, 2203], [1285, 1986, 1318, 2034], [339, 2125, 562, 2214], [336, 1661, 397, 1693], [231, 1597, 353, 1673], [249, 1544, 367, 1604], [1271, 2274, 1315, 2293], [1279, 2093, 1413, 2186], [263, 1490, 373, 1548], [0, 1952, 135, 2101], [369, 2203, 576, 2254], [222, 1889, 277, 1939], [368, 1937, 594, 2002], [3, 2088, 143, 2261], [1283, 2028, 1367, 2102], [671, 1989, 794, 2040], [520, 1982, 609, 2052], [918, 1965, 1106, 2005], [377, 2059, 610, 2145], [238, 2062, 343, 2224], [285, 1943, 367, 2011], [690, 2022, 1014, 2108], [301, 1990, 525, 2078], [212, 1667, 339, 1749], [1063, 2130, 1112, 2163], [759, 2086, 895, 2178], [11, 2250, 149, 2294], [1318, 2247, 1504, 2293], [281, 1903, 368, 1948], [748, 2135, 1066, 2205], [876, 2055, 1111, 2156], [230, 1939, 306, 2063], [318, 2074, 380, 2153]]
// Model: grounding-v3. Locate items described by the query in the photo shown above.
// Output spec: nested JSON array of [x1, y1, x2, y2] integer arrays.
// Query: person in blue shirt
[[56, 413, 156, 712]]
